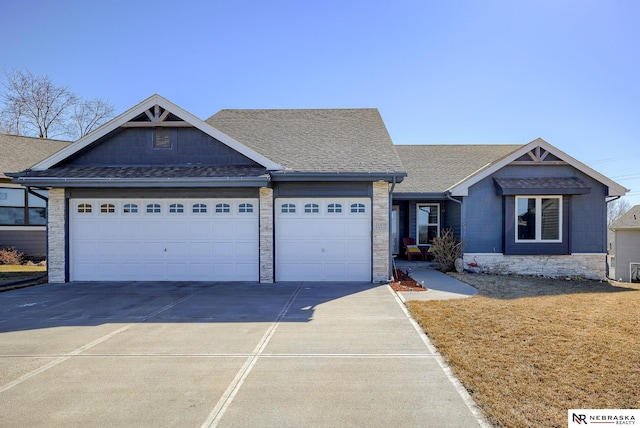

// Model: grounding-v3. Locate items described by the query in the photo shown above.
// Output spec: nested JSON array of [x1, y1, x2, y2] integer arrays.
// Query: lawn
[[406, 274, 640, 428]]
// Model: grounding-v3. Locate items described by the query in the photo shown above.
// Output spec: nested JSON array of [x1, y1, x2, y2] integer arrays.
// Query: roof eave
[[9, 176, 271, 188], [269, 171, 407, 183]]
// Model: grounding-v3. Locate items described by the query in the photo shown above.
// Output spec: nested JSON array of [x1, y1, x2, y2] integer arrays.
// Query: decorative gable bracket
[[510, 146, 567, 165], [121, 104, 190, 128]]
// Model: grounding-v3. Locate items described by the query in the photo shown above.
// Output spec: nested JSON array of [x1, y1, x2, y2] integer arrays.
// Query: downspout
[[388, 177, 397, 281]]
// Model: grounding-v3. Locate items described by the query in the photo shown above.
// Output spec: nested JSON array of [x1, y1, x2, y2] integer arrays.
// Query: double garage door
[[70, 198, 259, 281], [70, 197, 372, 282]]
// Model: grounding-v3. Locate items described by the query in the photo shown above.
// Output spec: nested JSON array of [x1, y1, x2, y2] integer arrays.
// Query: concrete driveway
[[0, 281, 483, 427]]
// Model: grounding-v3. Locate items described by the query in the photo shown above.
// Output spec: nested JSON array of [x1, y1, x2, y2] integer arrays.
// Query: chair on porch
[[402, 237, 424, 261]]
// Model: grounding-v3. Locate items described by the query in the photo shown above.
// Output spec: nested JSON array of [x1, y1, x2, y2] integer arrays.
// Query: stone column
[[259, 187, 274, 283], [47, 188, 66, 283], [372, 181, 390, 282]]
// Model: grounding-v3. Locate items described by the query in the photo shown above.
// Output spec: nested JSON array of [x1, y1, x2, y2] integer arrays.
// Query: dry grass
[[406, 274, 640, 428]]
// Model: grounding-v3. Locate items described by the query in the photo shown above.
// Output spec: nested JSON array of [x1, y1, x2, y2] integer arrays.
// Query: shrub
[[0, 247, 25, 265], [430, 228, 463, 272]]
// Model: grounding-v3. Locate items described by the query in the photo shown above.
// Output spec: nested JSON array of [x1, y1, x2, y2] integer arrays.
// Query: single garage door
[[70, 198, 259, 281], [275, 198, 371, 281]]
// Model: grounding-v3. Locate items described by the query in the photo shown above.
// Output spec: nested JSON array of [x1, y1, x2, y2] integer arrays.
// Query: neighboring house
[[9, 95, 406, 282], [393, 141, 628, 279], [608, 205, 640, 283], [7, 94, 627, 282], [0, 134, 71, 257]]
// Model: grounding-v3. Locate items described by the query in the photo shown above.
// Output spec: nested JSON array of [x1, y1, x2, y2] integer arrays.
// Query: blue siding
[[66, 128, 261, 167], [462, 177, 504, 253], [274, 182, 371, 198]]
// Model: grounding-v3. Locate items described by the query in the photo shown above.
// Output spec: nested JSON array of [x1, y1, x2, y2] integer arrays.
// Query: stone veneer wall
[[463, 253, 606, 280], [259, 187, 274, 283], [47, 188, 66, 283], [372, 181, 390, 282]]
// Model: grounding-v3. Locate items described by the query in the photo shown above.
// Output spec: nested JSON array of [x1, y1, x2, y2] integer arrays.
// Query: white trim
[[0, 225, 46, 231], [515, 195, 563, 243], [416, 203, 440, 245], [32, 94, 284, 171], [448, 138, 629, 197]]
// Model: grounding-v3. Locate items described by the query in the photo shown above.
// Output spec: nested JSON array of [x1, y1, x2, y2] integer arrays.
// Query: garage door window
[[215, 203, 230, 213], [305, 203, 319, 213], [327, 203, 342, 213], [123, 203, 138, 213], [281, 203, 295, 213], [239, 203, 253, 213], [78, 203, 92, 213], [351, 203, 365, 213], [146, 204, 161, 213], [169, 203, 184, 213], [100, 204, 115, 213], [192, 203, 207, 213]]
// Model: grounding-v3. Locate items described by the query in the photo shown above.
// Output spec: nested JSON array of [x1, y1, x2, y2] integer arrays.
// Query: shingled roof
[[393, 144, 522, 193], [0, 134, 71, 181], [206, 109, 406, 176], [610, 205, 640, 230]]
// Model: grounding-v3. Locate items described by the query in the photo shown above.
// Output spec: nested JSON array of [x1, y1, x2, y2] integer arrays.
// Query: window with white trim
[[516, 196, 562, 242], [417, 204, 439, 245], [304, 203, 319, 213], [215, 203, 230, 213], [146, 203, 161, 213], [281, 203, 295, 213], [192, 203, 207, 213], [350, 203, 365, 213], [123, 203, 138, 213], [169, 203, 184, 213], [327, 203, 342, 213], [239, 203, 253, 213]]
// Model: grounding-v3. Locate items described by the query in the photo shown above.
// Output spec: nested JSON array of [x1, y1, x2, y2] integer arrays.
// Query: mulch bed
[[389, 269, 428, 292]]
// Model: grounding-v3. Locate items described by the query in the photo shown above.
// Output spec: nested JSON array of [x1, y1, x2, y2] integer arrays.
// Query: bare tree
[[71, 98, 115, 139], [1, 68, 114, 140], [608, 198, 632, 226]]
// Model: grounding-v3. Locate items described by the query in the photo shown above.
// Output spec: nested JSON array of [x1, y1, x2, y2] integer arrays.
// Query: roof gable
[[206, 109, 406, 176], [610, 205, 640, 230], [31, 94, 283, 171], [448, 138, 629, 197]]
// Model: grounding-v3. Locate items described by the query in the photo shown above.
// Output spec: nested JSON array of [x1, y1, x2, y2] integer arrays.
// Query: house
[[0, 134, 71, 257], [8, 94, 627, 282], [392, 142, 628, 279], [608, 205, 640, 283], [9, 95, 405, 282]]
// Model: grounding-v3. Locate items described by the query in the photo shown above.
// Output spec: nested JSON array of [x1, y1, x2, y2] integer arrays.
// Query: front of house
[[8, 95, 627, 282]]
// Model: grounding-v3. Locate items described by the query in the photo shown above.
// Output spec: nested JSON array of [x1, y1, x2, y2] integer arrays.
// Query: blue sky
[[2, 0, 639, 204]]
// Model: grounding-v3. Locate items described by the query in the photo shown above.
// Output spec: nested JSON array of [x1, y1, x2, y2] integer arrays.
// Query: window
[[239, 203, 253, 213], [215, 203, 230, 213], [281, 203, 295, 213], [0, 188, 48, 225], [123, 203, 138, 213], [327, 203, 342, 213], [350, 203, 365, 213], [417, 204, 439, 245], [77, 203, 92, 213], [193, 203, 207, 213], [154, 128, 172, 148], [304, 203, 319, 213], [100, 203, 115, 213], [146, 203, 161, 213], [169, 203, 184, 213], [516, 196, 561, 242]]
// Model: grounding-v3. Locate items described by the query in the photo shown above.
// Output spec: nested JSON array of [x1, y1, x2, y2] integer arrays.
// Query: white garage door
[[70, 198, 259, 281], [275, 198, 371, 281]]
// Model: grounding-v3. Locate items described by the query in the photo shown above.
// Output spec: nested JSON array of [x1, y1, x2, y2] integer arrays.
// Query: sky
[[2, 0, 639, 205]]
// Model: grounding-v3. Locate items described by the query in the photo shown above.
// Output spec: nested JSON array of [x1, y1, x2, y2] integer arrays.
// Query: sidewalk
[[397, 267, 479, 301]]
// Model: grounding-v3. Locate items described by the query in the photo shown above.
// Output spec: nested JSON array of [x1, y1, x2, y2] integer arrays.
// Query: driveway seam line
[[201, 283, 304, 428]]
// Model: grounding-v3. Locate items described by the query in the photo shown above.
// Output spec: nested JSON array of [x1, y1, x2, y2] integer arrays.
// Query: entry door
[[275, 198, 371, 281]]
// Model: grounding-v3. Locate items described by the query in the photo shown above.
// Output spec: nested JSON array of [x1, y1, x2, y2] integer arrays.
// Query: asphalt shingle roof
[[12, 165, 268, 179], [206, 109, 406, 174], [0, 134, 71, 179], [610, 205, 640, 230], [394, 144, 523, 193]]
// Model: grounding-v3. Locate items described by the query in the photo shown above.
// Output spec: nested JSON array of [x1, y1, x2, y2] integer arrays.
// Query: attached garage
[[70, 198, 259, 281], [275, 198, 371, 281]]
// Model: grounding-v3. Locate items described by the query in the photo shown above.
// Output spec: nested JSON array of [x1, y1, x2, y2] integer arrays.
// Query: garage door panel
[[70, 198, 258, 281], [276, 198, 371, 282]]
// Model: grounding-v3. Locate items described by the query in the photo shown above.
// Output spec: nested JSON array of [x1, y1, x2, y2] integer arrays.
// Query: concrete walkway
[[0, 281, 486, 427], [398, 267, 479, 301]]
